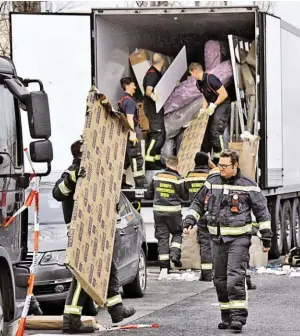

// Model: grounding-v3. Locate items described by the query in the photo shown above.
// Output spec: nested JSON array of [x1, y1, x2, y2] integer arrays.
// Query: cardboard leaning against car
[[65, 87, 129, 306]]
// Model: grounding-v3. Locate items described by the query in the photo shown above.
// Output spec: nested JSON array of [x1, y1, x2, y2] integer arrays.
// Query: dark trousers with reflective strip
[[124, 126, 145, 185], [197, 218, 213, 276], [211, 237, 250, 325], [154, 211, 182, 268], [201, 100, 230, 161], [144, 102, 166, 164], [64, 259, 120, 316]]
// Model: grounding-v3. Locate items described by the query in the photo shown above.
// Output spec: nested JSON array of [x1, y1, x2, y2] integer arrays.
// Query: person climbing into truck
[[189, 62, 231, 165], [53, 140, 135, 334], [143, 53, 166, 170], [185, 152, 213, 281], [119, 77, 148, 189], [145, 156, 185, 272], [183, 150, 271, 332]]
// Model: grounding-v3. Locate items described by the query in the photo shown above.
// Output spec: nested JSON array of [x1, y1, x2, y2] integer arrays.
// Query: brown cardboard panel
[[129, 49, 150, 66], [137, 102, 149, 132], [177, 110, 210, 177], [25, 316, 97, 330], [66, 87, 128, 306], [228, 140, 259, 181]]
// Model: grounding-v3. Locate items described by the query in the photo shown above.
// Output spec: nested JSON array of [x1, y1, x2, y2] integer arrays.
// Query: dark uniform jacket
[[119, 92, 139, 128], [146, 167, 185, 212], [52, 158, 80, 225], [185, 169, 272, 243], [185, 166, 210, 202]]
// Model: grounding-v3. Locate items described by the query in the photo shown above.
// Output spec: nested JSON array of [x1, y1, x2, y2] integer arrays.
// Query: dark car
[[26, 182, 147, 315]]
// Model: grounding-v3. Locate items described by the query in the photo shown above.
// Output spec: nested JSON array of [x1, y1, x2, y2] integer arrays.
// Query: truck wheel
[[269, 197, 284, 259], [292, 198, 300, 248], [282, 200, 292, 254], [123, 248, 147, 298], [0, 289, 3, 336]]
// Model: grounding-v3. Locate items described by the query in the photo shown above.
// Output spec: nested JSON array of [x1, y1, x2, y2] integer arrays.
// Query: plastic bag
[[204, 40, 228, 71], [164, 96, 203, 139], [163, 76, 201, 115], [210, 60, 233, 88], [161, 138, 176, 164]]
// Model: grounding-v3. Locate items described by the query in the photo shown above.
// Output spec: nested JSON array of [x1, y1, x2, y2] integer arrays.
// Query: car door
[[116, 194, 139, 284]]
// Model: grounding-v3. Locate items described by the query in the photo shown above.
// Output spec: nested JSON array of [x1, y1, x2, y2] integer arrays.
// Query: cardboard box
[[129, 49, 173, 95], [228, 140, 259, 181], [137, 102, 149, 132], [25, 316, 97, 330], [177, 110, 210, 177], [65, 87, 129, 307]]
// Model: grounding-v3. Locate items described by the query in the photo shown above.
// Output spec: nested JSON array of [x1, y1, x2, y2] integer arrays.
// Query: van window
[[0, 85, 18, 166]]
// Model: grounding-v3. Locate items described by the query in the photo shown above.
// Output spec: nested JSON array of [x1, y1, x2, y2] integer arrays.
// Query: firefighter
[[189, 62, 231, 165], [185, 152, 213, 281], [146, 156, 185, 270], [143, 53, 166, 170], [119, 77, 148, 189], [183, 150, 272, 332], [53, 140, 135, 334]]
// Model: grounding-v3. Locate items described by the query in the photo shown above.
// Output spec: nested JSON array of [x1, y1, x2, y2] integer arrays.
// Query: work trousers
[[144, 102, 166, 166], [124, 126, 145, 185], [211, 237, 250, 325], [201, 100, 231, 164], [197, 218, 213, 277], [64, 259, 121, 317], [154, 210, 183, 268]]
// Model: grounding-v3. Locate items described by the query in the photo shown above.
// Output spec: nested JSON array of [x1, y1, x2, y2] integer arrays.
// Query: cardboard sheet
[[177, 110, 210, 177], [65, 87, 128, 306], [155, 46, 187, 113], [25, 316, 97, 330]]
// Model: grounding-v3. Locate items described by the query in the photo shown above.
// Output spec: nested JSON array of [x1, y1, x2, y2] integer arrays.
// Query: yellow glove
[[151, 92, 158, 102], [129, 132, 138, 146], [206, 103, 217, 116]]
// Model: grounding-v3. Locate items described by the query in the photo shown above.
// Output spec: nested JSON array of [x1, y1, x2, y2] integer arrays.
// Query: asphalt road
[[26, 269, 300, 336]]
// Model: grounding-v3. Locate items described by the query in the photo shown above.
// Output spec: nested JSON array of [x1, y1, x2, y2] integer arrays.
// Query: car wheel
[[0, 289, 3, 336], [82, 296, 99, 316], [123, 248, 147, 298]]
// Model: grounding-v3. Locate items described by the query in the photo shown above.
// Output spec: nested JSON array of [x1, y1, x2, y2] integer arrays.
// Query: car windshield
[[27, 185, 64, 225]]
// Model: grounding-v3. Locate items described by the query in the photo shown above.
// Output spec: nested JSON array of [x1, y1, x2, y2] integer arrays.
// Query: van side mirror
[[27, 91, 51, 139], [30, 140, 53, 163]]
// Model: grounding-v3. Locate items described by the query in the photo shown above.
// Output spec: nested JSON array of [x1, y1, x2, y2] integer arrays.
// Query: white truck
[[0, 56, 53, 334], [9, 5, 300, 259]]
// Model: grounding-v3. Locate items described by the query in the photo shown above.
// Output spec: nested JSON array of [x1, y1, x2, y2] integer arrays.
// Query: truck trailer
[[9, 5, 300, 259], [0, 56, 53, 334]]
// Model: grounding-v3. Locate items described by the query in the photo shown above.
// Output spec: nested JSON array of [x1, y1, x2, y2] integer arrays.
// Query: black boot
[[218, 321, 231, 330], [29, 296, 43, 315], [62, 314, 95, 334], [199, 271, 213, 282], [231, 320, 243, 332], [247, 282, 257, 290], [121, 174, 133, 189], [171, 257, 182, 268], [108, 303, 136, 324]]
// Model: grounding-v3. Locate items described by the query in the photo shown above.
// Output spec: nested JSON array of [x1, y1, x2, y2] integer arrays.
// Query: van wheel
[[269, 197, 284, 259], [123, 249, 147, 298], [282, 200, 292, 254], [0, 289, 4, 336], [292, 198, 300, 248]]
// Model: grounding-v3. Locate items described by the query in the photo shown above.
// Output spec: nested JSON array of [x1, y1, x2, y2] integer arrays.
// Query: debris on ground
[[157, 269, 201, 281]]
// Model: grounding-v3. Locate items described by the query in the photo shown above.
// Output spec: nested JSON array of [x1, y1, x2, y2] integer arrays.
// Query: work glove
[[150, 92, 158, 102], [129, 132, 138, 146], [182, 216, 196, 230], [206, 103, 217, 116]]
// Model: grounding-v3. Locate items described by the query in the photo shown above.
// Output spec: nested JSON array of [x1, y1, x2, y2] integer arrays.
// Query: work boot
[[108, 303, 136, 324], [171, 257, 182, 268], [29, 296, 43, 315], [218, 321, 231, 330], [62, 314, 95, 334], [30, 306, 43, 315], [121, 174, 133, 189], [231, 320, 243, 332], [247, 282, 257, 290], [199, 271, 213, 282]]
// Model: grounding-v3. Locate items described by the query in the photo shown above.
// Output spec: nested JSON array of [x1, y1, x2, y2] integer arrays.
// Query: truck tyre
[[0, 289, 3, 336], [123, 248, 147, 298], [282, 200, 292, 254], [269, 197, 284, 259], [292, 198, 300, 248]]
